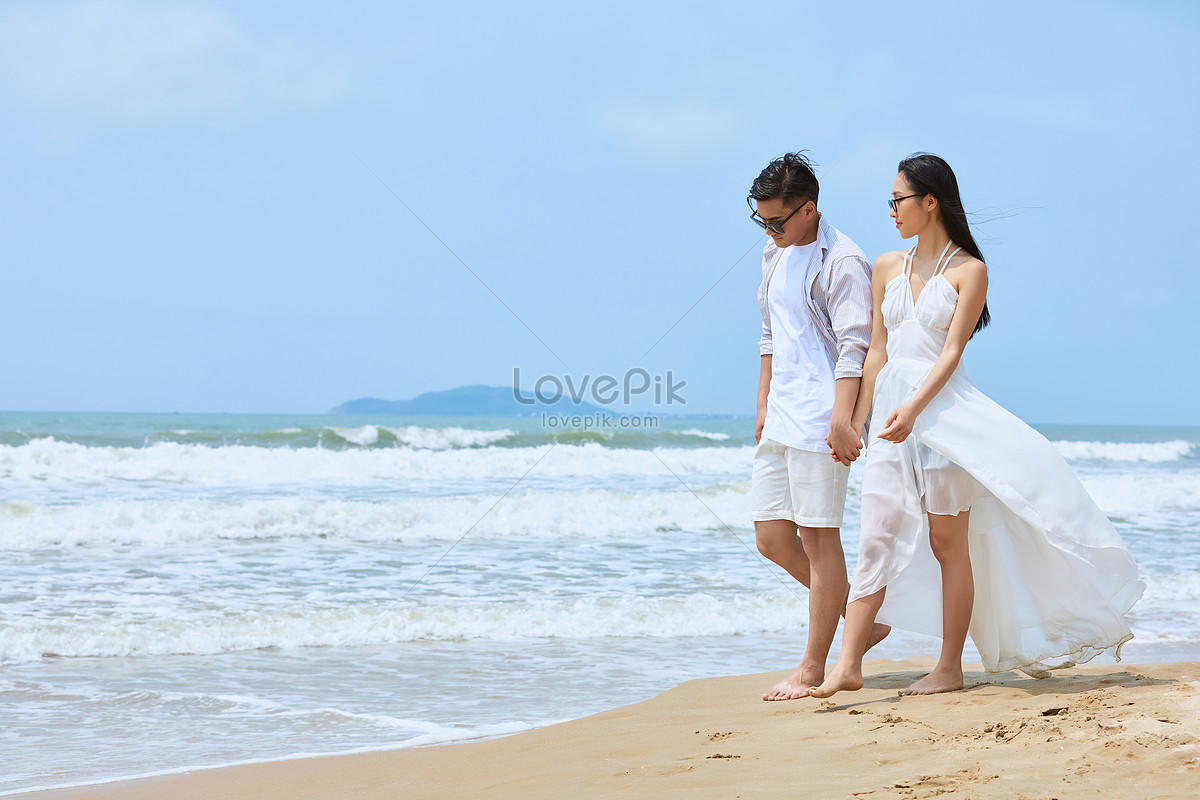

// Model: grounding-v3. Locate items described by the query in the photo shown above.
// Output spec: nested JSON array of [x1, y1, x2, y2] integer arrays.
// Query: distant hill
[[329, 385, 612, 417]]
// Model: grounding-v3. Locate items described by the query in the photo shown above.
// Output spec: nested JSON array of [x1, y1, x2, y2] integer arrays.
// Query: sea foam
[[0, 439, 753, 498], [0, 483, 754, 549], [0, 593, 805, 664], [323, 425, 517, 449], [1051, 439, 1194, 463]]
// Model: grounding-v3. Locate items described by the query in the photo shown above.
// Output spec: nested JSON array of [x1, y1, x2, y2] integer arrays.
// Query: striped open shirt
[[757, 213, 873, 380]]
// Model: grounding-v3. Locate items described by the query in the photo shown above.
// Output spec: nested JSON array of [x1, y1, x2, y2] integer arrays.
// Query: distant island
[[329, 385, 610, 417], [329, 385, 740, 418]]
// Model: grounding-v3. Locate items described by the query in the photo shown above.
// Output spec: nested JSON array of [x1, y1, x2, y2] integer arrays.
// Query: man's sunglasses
[[747, 196, 811, 235]]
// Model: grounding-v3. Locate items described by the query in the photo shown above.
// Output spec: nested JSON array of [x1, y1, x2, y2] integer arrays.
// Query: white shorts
[[918, 441, 987, 516], [752, 437, 851, 528]]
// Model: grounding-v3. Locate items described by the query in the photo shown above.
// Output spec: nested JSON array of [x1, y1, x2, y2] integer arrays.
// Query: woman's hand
[[878, 403, 917, 443], [755, 407, 766, 444]]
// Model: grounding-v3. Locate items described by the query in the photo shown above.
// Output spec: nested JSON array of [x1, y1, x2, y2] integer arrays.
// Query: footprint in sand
[[982, 720, 1027, 742], [851, 766, 997, 798]]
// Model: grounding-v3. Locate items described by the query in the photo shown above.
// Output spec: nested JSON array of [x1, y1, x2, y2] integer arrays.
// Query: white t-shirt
[[760, 240, 837, 452]]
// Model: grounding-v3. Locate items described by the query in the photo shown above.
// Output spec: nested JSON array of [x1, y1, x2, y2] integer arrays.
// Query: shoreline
[[12, 658, 1200, 800]]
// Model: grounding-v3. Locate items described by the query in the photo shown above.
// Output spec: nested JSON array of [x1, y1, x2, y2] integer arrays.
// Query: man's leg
[[755, 519, 811, 588], [756, 518, 891, 700], [807, 587, 887, 698], [761, 524, 845, 700], [756, 518, 816, 700], [799, 526, 847, 670]]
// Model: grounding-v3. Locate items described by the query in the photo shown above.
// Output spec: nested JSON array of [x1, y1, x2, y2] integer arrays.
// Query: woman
[[810, 154, 1144, 697]]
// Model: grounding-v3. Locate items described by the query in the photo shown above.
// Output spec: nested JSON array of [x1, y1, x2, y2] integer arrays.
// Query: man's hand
[[755, 407, 767, 443], [826, 420, 863, 466]]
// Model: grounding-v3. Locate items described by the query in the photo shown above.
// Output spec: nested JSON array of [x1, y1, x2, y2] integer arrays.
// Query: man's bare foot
[[806, 664, 863, 699], [865, 622, 891, 653], [762, 663, 823, 701], [898, 666, 963, 696]]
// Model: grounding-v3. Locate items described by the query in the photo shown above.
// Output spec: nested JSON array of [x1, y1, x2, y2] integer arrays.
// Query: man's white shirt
[[761, 239, 836, 451], [757, 214, 873, 451]]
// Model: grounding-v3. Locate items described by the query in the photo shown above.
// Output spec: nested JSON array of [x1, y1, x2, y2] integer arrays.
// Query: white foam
[[329, 425, 380, 446], [1141, 571, 1200, 602], [1052, 439, 1194, 463], [0, 593, 804, 664], [387, 425, 516, 449], [1080, 470, 1200, 515], [0, 483, 753, 549], [675, 428, 731, 441], [0, 439, 751, 495], [323, 425, 517, 450]]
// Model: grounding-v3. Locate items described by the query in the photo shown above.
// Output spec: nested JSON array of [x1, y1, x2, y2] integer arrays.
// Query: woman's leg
[[807, 586, 886, 698], [757, 520, 892, 701], [900, 510, 973, 695]]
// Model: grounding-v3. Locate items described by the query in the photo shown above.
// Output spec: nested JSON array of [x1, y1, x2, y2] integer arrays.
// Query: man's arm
[[827, 376, 861, 465], [756, 354, 771, 444], [756, 247, 774, 444], [824, 253, 873, 463]]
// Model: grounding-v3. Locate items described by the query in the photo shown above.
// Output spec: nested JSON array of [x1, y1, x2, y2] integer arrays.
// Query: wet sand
[[16, 658, 1200, 799]]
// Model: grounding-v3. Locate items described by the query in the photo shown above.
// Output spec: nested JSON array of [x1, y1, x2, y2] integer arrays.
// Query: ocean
[[1, 412, 1197, 794]]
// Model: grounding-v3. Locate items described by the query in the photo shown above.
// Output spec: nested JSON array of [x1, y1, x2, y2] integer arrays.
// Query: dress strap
[[907, 242, 958, 277], [934, 244, 962, 276]]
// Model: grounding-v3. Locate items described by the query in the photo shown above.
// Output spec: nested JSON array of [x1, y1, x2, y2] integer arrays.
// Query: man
[[748, 151, 887, 701]]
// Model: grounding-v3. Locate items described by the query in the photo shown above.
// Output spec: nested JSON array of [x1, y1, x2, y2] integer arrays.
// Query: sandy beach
[[15, 658, 1199, 800]]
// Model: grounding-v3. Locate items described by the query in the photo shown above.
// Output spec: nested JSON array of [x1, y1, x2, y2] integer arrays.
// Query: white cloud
[[595, 100, 740, 157], [0, 0, 346, 119]]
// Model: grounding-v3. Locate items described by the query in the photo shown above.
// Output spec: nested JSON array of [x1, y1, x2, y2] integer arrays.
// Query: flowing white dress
[[849, 245, 1145, 676]]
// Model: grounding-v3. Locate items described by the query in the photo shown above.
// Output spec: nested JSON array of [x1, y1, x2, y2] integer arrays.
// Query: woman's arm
[[877, 259, 988, 442], [850, 252, 900, 434]]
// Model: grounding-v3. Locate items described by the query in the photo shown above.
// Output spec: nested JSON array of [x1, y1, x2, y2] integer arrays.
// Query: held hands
[[825, 421, 863, 466], [878, 403, 917, 443]]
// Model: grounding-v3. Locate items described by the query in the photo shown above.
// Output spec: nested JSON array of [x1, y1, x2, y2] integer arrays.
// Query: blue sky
[[1, 0, 1196, 424]]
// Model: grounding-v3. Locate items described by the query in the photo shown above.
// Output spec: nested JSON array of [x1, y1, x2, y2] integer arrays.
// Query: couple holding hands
[[748, 152, 1144, 700]]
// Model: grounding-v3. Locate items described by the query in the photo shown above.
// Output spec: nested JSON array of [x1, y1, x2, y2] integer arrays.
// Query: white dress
[[849, 245, 1145, 675]]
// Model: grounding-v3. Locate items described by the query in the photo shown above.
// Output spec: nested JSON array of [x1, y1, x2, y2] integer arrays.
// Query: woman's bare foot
[[806, 664, 863, 699], [865, 622, 891, 652], [762, 662, 824, 701], [898, 665, 963, 696]]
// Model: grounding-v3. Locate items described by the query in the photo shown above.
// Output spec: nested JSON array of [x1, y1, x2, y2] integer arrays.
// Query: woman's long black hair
[[898, 153, 991, 334]]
